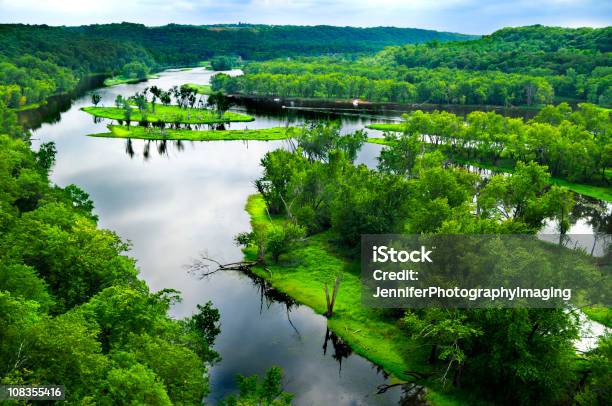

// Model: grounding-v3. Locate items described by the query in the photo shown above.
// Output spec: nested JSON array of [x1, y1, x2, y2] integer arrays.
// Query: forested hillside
[[0, 23, 474, 109], [213, 25, 612, 106], [0, 105, 222, 403]]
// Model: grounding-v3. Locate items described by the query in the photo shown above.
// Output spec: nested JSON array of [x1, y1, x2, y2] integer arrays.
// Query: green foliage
[[207, 91, 234, 117], [121, 61, 149, 80], [82, 102, 253, 125], [574, 334, 612, 405], [370, 104, 612, 185], [377, 131, 421, 176], [461, 309, 579, 405], [295, 121, 367, 163], [0, 134, 220, 404], [100, 364, 172, 406], [91, 125, 291, 142], [0, 102, 27, 138], [210, 55, 240, 71], [246, 113, 593, 404], [0, 55, 77, 108], [478, 161, 558, 229], [266, 222, 306, 263], [0, 264, 54, 311], [213, 65, 555, 106], [0, 23, 471, 109], [219, 366, 294, 406], [91, 91, 101, 106], [212, 26, 611, 107]]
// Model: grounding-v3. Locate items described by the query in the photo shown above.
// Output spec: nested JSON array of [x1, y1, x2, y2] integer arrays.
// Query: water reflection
[[323, 328, 353, 374]]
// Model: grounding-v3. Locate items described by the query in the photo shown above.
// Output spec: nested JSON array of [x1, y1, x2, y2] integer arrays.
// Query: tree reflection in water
[[125, 139, 134, 158]]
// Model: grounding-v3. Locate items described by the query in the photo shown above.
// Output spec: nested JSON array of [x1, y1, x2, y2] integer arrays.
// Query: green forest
[[212, 26, 611, 106], [0, 23, 473, 109], [0, 18, 610, 406]]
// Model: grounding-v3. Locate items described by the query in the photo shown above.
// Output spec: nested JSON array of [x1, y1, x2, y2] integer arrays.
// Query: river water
[[23, 67, 610, 405]]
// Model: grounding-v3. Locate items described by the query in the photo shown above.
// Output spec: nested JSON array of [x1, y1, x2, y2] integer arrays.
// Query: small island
[[184, 83, 212, 95], [82, 103, 253, 124], [89, 125, 294, 141]]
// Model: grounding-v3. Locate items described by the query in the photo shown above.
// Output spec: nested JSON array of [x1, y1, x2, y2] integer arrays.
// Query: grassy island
[[103, 74, 159, 86], [184, 83, 213, 94], [89, 125, 293, 141], [242, 194, 474, 406], [81, 103, 254, 124]]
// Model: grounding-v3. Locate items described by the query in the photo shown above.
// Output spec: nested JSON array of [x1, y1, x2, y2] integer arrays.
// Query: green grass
[[366, 137, 612, 202], [89, 125, 293, 141], [243, 194, 486, 406], [582, 307, 612, 328], [184, 83, 213, 95], [12, 100, 48, 112], [103, 74, 159, 86], [81, 103, 253, 124], [366, 123, 405, 132]]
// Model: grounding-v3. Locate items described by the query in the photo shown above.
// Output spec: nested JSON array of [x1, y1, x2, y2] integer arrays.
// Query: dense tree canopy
[[374, 103, 611, 185], [213, 26, 611, 106], [0, 23, 473, 108], [251, 120, 608, 405], [0, 106, 220, 404]]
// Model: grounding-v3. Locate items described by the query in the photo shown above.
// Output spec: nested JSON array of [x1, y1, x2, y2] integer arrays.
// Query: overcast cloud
[[0, 0, 610, 34]]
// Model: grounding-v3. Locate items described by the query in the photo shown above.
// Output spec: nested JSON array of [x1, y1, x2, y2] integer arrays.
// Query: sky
[[0, 0, 610, 35]]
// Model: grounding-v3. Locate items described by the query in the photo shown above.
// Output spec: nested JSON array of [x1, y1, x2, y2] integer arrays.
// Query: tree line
[[380, 103, 611, 184], [211, 67, 555, 106], [383, 25, 612, 105], [0, 23, 472, 109], [212, 26, 611, 106]]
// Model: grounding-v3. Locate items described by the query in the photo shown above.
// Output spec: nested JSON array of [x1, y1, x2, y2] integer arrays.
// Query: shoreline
[[242, 193, 480, 406]]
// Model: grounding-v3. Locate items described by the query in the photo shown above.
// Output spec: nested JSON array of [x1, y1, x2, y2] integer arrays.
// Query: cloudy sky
[[0, 0, 610, 34]]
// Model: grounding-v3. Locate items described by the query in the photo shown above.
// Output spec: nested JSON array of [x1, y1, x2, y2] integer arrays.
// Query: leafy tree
[[114, 94, 124, 108], [91, 91, 101, 106], [266, 222, 306, 263], [122, 100, 132, 127], [377, 131, 421, 176], [294, 122, 367, 163], [477, 161, 571, 229], [100, 364, 172, 406], [210, 55, 240, 71], [121, 61, 149, 80], [219, 366, 293, 406], [0, 102, 27, 139], [574, 334, 612, 405], [207, 91, 233, 117]]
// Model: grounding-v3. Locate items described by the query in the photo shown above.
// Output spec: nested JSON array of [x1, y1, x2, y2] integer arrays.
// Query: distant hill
[[385, 24, 611, 74], [0, 22, 476, 107], [0, 23, 476, 67], [68, 23, 478, 62]]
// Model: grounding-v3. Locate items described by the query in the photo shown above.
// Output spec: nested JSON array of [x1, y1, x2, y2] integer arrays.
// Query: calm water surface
[[26, 67, 610, 404], [28, 67, 409, 405]]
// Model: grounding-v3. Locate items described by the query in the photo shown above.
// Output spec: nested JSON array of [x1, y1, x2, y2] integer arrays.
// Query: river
[[23, 67, 610, 405]]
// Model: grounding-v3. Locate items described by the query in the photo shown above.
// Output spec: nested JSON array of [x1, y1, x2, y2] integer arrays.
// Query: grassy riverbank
[[89, 125, 293, 141], [184, 83, 213, 94], [103, 74, 159, 86], [366, 137, 612, 202], [243, 194, 484, 406], [81, 103, 253, 124], [583, 307, 612, 328]]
